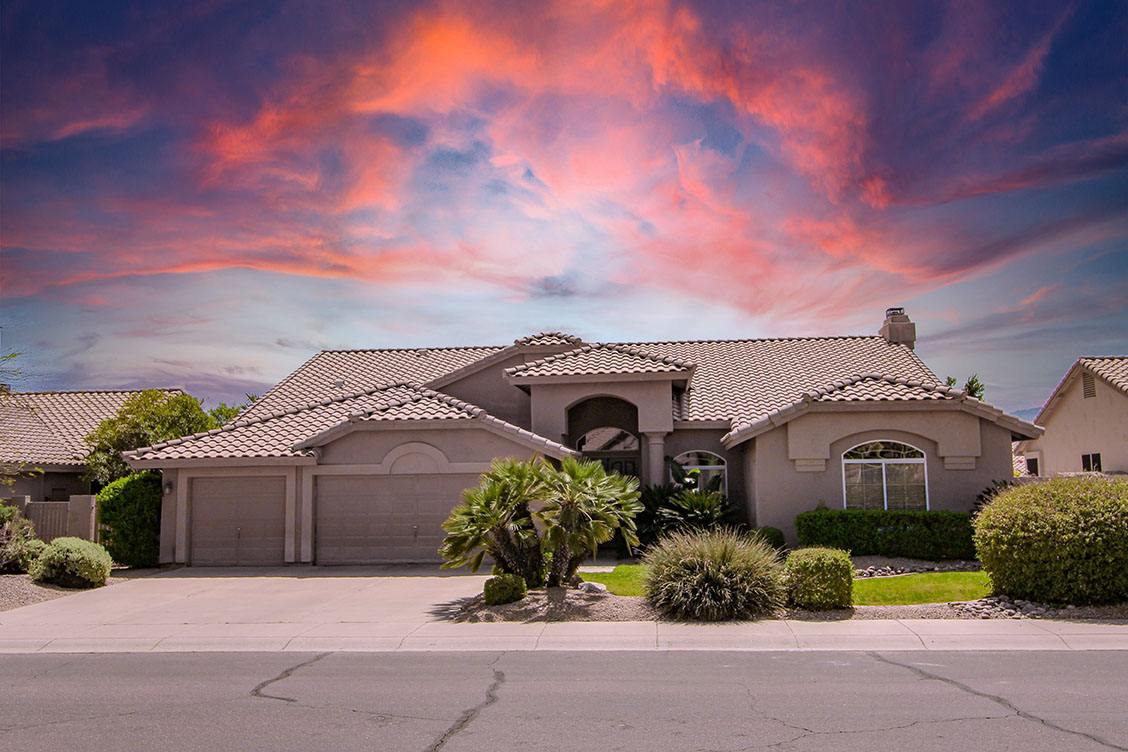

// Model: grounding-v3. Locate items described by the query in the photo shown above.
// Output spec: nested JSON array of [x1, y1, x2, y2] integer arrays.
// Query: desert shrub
[[29, 537, 113, 588], [974, 477, 1128, 605], [17, 537, 47, 573], [643, 528, 785, 621], [635, 484, 682, 547], [795, 508, 975, 560], [97, 472, 162, 567], [0, 512, 38, 574], [0, 504, 21, 524], [785, 547, 854, 610], [751, 526, 786, 550], [483, 573, 528, 605]]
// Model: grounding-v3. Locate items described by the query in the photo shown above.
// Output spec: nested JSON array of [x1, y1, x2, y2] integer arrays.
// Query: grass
[[852, 570, 991, 605], [579, 565, 646, 596], [583, 565, 992, 605]]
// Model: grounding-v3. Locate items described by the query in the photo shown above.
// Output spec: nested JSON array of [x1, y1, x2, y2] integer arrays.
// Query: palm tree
[[439, 457, 549, 587], [539, 457, 642, 587]]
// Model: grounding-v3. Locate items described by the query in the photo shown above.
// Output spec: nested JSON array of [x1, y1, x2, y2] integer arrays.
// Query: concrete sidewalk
[[2, 567, 1125, 653]]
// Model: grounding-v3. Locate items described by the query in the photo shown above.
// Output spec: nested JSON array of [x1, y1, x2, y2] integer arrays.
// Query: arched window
[[842, 441, 927, 510], [672, 450, 727, 495]]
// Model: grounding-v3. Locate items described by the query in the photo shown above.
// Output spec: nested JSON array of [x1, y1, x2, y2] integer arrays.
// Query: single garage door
[[315, 474, 477, 564], [189, 476, 286, 566]]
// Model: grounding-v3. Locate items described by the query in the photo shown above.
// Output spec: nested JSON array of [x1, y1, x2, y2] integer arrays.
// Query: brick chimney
[[879, 307, 916, 349]]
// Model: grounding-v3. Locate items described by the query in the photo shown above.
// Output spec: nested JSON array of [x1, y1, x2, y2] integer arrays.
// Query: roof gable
[[505, 343, 695, 382], [1030, 356, 1128, 426]]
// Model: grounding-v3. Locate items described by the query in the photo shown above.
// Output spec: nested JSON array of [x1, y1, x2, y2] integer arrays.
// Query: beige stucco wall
[[439, 353, 532, 429], [747, 412, 1014, 545], [1019, 374, 1128, 474], [528, 381, 675, 444], [3, 470, 90, 501]]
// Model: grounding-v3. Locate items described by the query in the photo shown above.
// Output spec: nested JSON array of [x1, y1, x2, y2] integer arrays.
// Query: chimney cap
[[885, 306, 905, 318]]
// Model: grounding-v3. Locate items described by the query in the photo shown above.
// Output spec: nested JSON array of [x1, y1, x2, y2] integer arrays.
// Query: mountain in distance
[[1012, 407, 1042, 422]]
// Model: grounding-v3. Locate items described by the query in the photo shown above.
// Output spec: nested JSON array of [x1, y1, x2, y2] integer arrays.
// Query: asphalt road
[[2, 650, 1126, 751]]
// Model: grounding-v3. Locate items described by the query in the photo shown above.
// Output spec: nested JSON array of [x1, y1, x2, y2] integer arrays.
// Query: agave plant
[[538, 457, 642, 587]]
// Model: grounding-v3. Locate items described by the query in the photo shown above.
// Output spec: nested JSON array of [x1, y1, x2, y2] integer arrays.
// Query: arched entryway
[[567, 396, 641, 479]]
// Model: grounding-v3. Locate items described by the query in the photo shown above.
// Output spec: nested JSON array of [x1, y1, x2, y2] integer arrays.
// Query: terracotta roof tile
[[506, 343, 695, 379], [0, 390, 181, 467], [512, 332, 584, 347], [1081, 356, 1128, 394]]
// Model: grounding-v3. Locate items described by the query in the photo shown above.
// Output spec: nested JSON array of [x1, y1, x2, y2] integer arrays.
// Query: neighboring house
[[126, 309, 1041, 566], [0, 389, 181, 499], [1016, 357, 1128, 476]]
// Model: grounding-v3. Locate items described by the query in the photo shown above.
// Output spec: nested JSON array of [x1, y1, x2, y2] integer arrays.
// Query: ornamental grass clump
[[29, 537, 113, 589], [642, 528, 785, 621], [974, 476, 1128, 605], [784, 547, 854, 610]]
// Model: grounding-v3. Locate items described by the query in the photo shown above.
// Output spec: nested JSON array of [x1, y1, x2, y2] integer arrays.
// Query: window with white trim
[[842, 441, 928, 511], [671, 450, 727, 495]]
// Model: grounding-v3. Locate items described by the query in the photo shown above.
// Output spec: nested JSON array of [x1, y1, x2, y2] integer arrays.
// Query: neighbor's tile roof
[[506, 343, 695, 379], [242, 346, 504, 420], [0, 390, 181, 468], [127, 384, 577, 462], [1081, 356, 1128, 394], [512, 332, 585, 347]]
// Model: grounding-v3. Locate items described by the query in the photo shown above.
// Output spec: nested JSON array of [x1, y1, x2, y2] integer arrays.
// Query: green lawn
[[582, 565, 991, 605], [852, 571, 990, 605], [579, 565, 646, 596]]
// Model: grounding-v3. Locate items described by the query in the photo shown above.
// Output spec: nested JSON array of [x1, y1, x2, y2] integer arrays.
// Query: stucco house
[[126, 309, 1041, 566], [0, 389, 180, 500], [1016, 357, 1128, 476]]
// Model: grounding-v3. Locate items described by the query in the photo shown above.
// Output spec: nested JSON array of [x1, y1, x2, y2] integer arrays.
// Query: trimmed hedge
[[795, 508, 975, 560], [483, 573, 528, 605], [29, 537, 113, 588], [785, 547, 853, 610], [974, 477, 1128, 605], [97, 472, 162, 568], [643, 528, 785, 621]]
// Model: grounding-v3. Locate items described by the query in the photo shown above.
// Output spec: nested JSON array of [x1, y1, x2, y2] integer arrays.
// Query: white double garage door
[[188, 473, 478, 566]]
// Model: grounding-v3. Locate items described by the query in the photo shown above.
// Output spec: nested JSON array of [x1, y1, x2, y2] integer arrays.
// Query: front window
[[1082, 453, 1102, 472], [842, 441, 927, 510], [671, 450, 727, 495]]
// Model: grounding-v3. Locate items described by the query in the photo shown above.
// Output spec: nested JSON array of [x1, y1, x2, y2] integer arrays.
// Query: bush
[[483, 573, 528, 605], [785, 547, 854, 610], [0, 512, 39, 574], [643, 528, 785, 621], [657, 490, 733, 531], [974, 477, 1128, 605], [97, 472, 163, 567], [751, 526, 786, 550], [29, 537, 113, 588], [17, 538, 47, 573], [795, 508, 975, 560]]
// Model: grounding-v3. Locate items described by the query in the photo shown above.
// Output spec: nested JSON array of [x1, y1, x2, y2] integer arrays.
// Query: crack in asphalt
[[250, 653, 330, 703], [870, 652, 1128, 751], [424, 654, 506, 752]]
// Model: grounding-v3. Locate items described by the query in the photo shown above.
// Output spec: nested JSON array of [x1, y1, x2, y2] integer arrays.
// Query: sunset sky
[[1, 0, 1126, 414]]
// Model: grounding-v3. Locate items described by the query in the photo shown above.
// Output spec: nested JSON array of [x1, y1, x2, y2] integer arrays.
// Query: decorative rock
[[578, 581, 608, 594]]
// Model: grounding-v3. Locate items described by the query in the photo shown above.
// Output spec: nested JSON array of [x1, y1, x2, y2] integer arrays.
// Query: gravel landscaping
[[851, 555, 980, 578], [0, 569, 159, 613]]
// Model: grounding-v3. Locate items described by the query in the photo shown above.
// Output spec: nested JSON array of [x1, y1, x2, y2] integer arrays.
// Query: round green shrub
[[97, 472, 162, 567], [483, 573, 528, 605], [974, 477, 1128, 605], [785, 547, 854, 610], [642, 528, 786, 621], [752, 526, 786, 550], [17, 537, 47, 573], [29, 537, 113, 588]]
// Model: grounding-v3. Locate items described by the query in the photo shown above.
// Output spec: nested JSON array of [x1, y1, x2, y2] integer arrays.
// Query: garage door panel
[[190, 477, 286, 566], [315, 473, 478, 564]]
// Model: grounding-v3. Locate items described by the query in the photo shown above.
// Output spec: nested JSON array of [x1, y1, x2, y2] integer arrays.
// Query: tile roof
[[127, 384, 577, 463], [242, 346, 504, 420], [0, 390, 181, 468], [813, 375, 950, 402], [513, 332, 585, 347], [1081, 356, 1128, 394], [506, 343, 696, 379]]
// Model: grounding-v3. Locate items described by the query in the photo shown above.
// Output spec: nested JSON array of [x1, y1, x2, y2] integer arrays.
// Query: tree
[[207, 393, 259, 426], [85, 390, 214, 485], [440, 457, 642, 588], [946, 374, 985, 400]]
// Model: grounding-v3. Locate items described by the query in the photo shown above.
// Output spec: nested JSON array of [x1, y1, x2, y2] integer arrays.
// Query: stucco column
[[643, 432, 667, 487]]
